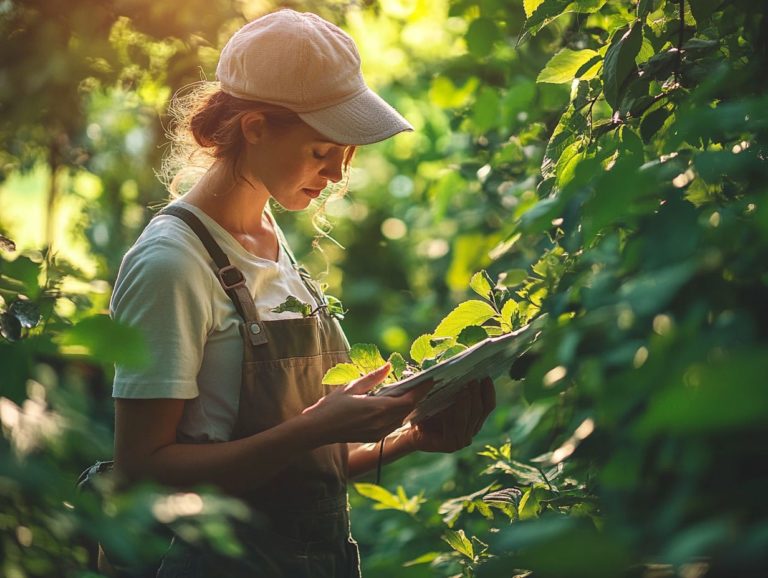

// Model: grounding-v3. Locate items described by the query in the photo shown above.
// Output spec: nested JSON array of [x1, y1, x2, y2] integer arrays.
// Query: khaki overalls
[[153, 205, 362, 578]]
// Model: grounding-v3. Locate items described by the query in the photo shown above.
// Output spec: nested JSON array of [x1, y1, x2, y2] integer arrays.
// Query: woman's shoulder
[[120, 213, 213, 280]]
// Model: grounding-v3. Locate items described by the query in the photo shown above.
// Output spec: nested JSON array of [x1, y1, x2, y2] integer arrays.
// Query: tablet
[[374, 314, 547, 423]]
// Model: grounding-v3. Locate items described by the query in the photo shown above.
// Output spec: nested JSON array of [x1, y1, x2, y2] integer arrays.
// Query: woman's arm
[[115, 398, 323, 494], [115, 364, 427, 495]]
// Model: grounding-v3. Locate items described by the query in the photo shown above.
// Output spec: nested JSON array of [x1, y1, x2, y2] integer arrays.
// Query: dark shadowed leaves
[[602, 21, 643, 110]]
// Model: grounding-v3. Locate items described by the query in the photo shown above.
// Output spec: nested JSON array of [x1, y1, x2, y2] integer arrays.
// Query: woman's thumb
[[345, 363, 391, 395]]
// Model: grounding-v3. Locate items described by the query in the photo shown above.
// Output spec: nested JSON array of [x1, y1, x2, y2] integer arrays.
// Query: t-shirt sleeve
[[111, 236, 214, 399]]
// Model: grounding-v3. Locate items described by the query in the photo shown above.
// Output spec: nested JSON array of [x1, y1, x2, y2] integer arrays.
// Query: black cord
[[375, 438, 385, 485]]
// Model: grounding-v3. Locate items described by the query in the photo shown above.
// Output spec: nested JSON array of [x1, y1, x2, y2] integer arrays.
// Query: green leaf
[[537, 49, 601, 84], [469, 270, 494, 300], [354, 483, 403, 510], [387, 352, 407, 380], [410, 334, 435, 364], [325, 295, 346, 320], [56, 314, 149, 368], [270, 295, 312, 317], [466, 18, 500, 58], [349, 343, 387, 373], [442, 529, 474, 559], [501, 299, 519, 328], [433, 300, 498, 338], [523, 0, 544, 17], [523, 0, 571, 35], [541, 106, 588, 179], [321, 363, 362, 386], [457, 325, 488, 347], [403, 552, 441, 567], [354, 483, 424, 513], [518, 485, 549, 520], [640, 105, 671, 143], [689, 0, 721, 24], [602, 21, 644, 110], [524, 0, 606, 36]]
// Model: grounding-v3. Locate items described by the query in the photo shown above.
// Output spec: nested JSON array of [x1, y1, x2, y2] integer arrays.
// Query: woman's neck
[[182, 160, 271, 235]]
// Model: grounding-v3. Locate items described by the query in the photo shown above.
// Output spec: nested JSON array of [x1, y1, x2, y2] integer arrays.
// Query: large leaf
[[433, 300, 498, 338], [321, 363, 362, 386], [602, 20, 644, 110], [537, 49, 601, 84], [349, 343, 387, 373]]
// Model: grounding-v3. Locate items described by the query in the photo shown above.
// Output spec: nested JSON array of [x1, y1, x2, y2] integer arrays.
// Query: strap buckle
[[217, 265, 246, 291]]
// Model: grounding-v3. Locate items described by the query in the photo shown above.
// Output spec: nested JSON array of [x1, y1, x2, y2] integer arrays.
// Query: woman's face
[[240, 116, 351, 211]]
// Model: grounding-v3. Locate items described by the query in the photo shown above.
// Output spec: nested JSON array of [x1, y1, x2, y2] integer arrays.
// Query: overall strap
[[157, 205, 268, 346]]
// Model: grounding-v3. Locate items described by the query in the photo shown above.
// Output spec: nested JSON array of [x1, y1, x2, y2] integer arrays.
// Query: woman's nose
[[320, 151, 344, 183]]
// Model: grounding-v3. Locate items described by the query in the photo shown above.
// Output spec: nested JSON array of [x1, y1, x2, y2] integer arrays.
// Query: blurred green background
[[2, 0, 767, 577]]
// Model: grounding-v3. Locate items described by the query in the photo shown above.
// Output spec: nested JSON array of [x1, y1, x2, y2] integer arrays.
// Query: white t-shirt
[[111, 200, 323, 443]]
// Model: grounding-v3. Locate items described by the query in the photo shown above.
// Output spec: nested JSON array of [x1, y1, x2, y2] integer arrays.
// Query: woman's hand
[[407, 377, 496, 453], [301, 364, 432, 445]]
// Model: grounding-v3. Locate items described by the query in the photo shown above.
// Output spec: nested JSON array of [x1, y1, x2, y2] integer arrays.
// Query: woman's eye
[[312, 151, 327, 160]]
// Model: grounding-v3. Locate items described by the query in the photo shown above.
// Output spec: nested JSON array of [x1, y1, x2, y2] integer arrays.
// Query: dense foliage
[[1, 0, 767, 577]]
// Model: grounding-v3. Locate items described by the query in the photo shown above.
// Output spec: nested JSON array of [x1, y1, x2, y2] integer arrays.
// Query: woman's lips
[[303, 188, 322, 198]]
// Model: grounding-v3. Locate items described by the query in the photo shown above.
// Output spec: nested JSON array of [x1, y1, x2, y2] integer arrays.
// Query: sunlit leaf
[[469, 270, 494, 300], [387, 352, 407, 380], [349, 343, 387, 373], [410, 334, 435, 364], [443, 529, 474, 559], [433, 300, 498, 338], [322, 363, 362, 386], [537, 49, 601, 84]]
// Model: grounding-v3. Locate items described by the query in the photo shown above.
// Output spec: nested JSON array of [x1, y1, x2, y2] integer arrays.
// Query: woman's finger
[[344, 363, 391, 395]]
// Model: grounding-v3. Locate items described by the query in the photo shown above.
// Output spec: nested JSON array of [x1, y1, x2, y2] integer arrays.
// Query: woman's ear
[[240, 112, 266, 145]]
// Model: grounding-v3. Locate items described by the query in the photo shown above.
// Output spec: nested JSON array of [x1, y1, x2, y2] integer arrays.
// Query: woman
[[110, 9, 495, 577]]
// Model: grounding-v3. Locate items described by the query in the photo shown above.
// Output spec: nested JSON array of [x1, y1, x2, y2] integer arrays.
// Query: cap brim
[[298, 88, 413, 146]]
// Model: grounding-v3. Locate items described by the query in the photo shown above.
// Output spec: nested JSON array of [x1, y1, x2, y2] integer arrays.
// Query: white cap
[[216, 9, 413, 146]]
